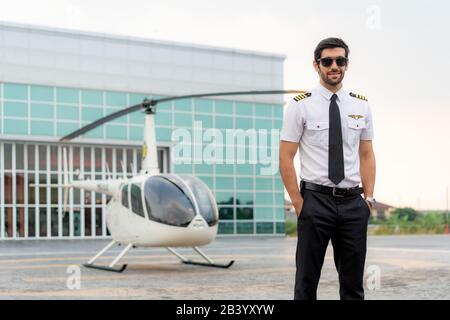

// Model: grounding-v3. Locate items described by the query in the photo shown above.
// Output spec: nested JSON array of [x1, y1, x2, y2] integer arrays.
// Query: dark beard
[[320, 70, 344, 87]]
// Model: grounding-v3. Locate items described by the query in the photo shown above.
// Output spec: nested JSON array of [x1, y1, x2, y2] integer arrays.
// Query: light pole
[[446, 185, 449, 234]]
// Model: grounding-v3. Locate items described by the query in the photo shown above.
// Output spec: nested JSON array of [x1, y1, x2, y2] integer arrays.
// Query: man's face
[[313, 47, 348, 86]]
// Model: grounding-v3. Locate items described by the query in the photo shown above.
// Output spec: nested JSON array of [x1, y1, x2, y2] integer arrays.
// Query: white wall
[[0, 22, 285, 104]]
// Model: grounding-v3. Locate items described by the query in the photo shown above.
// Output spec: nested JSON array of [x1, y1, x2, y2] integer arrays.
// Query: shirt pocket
[[305, 121, 329, 146], [347, 119, 366, 146]]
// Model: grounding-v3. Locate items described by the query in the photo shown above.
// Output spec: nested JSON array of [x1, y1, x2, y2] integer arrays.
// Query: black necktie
[[328, 94, 345, 185]]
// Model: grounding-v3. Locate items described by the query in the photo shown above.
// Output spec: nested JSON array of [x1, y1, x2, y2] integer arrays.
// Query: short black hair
[[314, 37, 349, 61]]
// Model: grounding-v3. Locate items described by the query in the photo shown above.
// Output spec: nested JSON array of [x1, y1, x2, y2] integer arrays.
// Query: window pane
[[121, 185, 129, 208], [56, 87, 79, 104], [28, 207, 36, 237], [81, 89, 103, 106], [3, 144, 12, 170], [31, 103, 54, 118], [130, 184, 145, 217], [256, 192, 273, 206], [31, 85, 53, 102], [4, 83, 28, 100], [237, 222, 253, 234], [16, 173, 25, 204], [254, 103, 272, 118], [215, 191, 234, 205], [51, 146, 59, 171], [4, 119, 28, 135], [4, 101, 28, 117], [215, 116, 232, 129], [255, 207, 273, 220], [27, 145, 35, 170], [16, 144, 24, 170], [235, 102, 252, 116], [95, 148, 102, 171], [218, 207, 233, 220], [83, 147, 92, 172], [256, 222, 274, 234], [236, 192, 253, 205], [106, 125, 127, 140], [218, 221, 234, 234], [276, 222, 285, 234], [82, 107, 103, 121], [31, 120, 54, 136], [71, 147, 80, 172], [56, 105, 79, 120], [174, 99, 192, 112], [215, 177, 233, 190], [39, 146, 47, 171], [56, 122, 79, 136], [236, 178, 253, 190], [215, 100, 233, 114], [237, 207, 253, 220], [105, 91, 126, 107], [194, 99, 213, 113]]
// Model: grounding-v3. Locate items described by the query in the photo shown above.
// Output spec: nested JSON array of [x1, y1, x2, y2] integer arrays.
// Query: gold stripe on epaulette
[[293, 92, 311, 102], [349, 92, 368, 101]]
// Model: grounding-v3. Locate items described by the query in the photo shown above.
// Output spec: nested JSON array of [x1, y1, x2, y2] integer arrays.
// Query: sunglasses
[[317, 56, 348, 67]]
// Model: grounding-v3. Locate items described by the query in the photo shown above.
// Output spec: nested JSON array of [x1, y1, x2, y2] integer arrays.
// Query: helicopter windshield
[[144, 174, 218, 227], [143, 176, 196, 227], [176, 175, 218, 226]]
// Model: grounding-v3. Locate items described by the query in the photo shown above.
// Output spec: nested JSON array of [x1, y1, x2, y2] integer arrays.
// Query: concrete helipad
[[0, 235, 449, 299]]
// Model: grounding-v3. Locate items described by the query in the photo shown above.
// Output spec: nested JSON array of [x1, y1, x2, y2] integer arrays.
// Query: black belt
[[300, 181, 364, 198]]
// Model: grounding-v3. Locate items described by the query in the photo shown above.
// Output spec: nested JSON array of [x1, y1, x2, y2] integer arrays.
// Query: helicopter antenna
[[105, 162, 113, 180], [120, 160, 127, 180], [130, 163, 137, 176]]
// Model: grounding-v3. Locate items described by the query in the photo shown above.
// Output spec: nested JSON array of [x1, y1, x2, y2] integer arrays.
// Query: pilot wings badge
[[348, 114, 364, 120]]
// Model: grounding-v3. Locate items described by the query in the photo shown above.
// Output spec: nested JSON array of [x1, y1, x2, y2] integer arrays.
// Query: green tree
[[391, 207, 420, 221]]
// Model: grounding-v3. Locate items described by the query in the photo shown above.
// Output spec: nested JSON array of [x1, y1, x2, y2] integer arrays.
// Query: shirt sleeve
[[360, 101, 374, 140], [280, 99, 304, 143]]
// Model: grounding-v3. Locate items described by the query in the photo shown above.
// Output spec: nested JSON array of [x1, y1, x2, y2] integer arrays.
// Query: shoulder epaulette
[[293, 92, 311, 102], [349, 92, 368, 101]]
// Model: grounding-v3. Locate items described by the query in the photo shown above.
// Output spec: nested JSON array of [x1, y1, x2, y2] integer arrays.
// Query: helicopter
[[32, 89, 305, 273]]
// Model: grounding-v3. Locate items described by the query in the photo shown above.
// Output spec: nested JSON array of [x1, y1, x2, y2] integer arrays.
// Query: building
[[0, 22, 287, 239], [370, 201, 395, 220]]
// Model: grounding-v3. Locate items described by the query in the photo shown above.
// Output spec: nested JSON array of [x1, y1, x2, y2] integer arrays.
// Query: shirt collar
[[315, 83, 347, 102]]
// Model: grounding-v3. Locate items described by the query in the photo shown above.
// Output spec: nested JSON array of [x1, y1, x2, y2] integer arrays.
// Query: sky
[[0, 0, 449, 210]]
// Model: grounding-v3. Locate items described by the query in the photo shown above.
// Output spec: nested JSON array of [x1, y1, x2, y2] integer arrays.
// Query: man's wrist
[[365, 196, 376, 208]]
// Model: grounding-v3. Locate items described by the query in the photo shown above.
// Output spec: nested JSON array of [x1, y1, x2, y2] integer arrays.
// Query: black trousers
[[294, 188, 371, 300]]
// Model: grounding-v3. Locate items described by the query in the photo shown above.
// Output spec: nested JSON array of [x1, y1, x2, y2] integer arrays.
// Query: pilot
[[279, 37, 376, 300]]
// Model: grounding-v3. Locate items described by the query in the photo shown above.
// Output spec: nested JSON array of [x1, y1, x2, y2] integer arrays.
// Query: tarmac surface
[[0, 235, 449, 300]]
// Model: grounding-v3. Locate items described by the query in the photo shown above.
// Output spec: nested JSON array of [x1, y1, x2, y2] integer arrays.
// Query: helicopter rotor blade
[[59, 89, 306, 142], [59, 103, 142, 142]]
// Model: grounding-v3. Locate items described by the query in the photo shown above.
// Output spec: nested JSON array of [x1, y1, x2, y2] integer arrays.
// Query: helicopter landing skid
[[83, 263, 128, 273], [167, 246, 235, 269], [82, 241, 132, 273]]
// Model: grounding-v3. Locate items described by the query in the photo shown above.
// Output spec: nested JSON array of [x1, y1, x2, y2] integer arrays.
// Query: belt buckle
[[332, 187, 346, 198]]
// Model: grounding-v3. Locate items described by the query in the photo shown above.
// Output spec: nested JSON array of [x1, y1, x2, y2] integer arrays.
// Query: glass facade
[[0, 82, 286, 239]]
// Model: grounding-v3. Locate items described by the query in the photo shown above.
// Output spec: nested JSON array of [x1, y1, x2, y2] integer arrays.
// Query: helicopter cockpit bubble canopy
[[143, 174, 218, 228]]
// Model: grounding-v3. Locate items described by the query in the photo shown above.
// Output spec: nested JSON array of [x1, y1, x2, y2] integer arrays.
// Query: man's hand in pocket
[[293, 194, 304, 217]]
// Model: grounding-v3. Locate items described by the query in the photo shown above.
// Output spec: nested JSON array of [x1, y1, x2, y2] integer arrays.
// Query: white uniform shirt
[[280, 84, 374, 188]]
